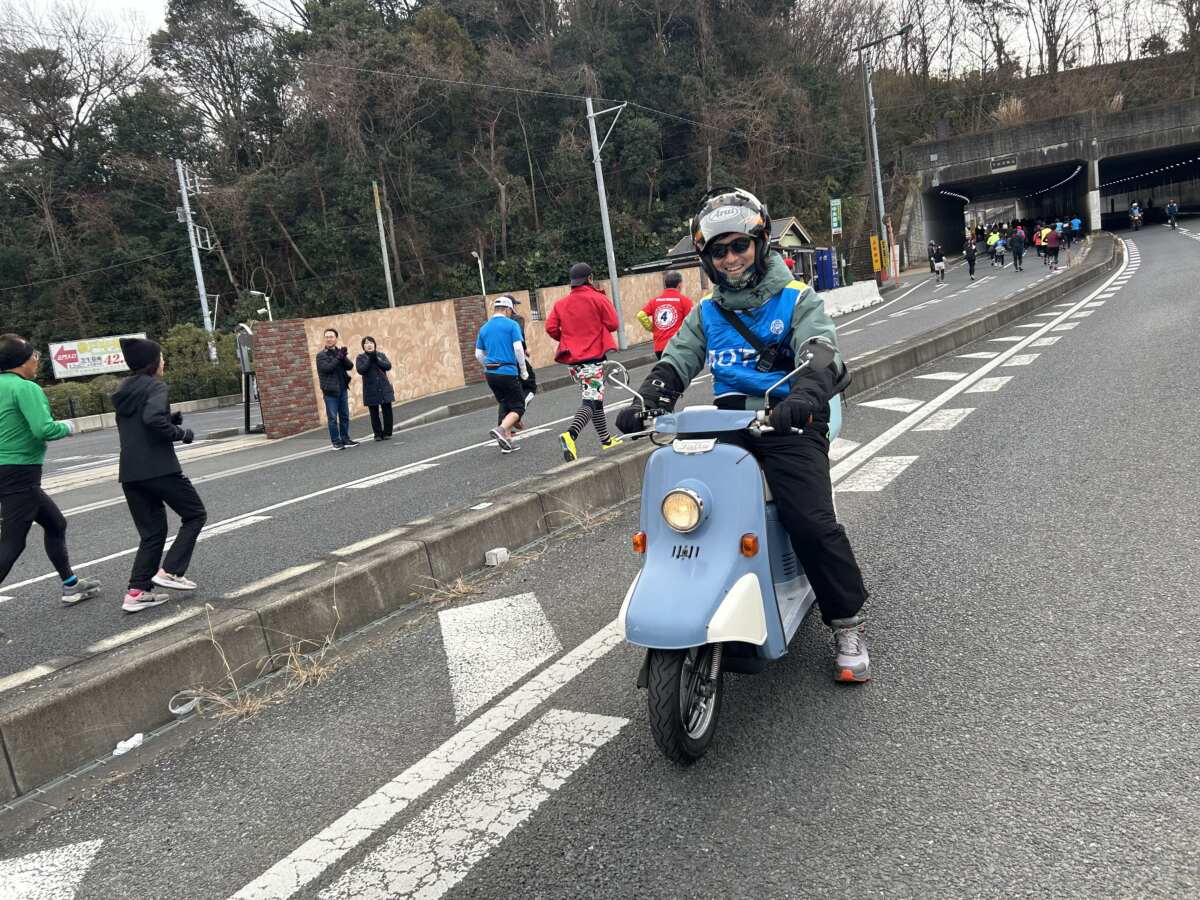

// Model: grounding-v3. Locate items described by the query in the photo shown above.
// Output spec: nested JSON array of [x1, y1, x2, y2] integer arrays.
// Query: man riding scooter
[[616, 188, 871, 682]]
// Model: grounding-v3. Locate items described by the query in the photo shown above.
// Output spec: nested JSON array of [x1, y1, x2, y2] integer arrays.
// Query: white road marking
[[829, 437, 861, 462], [468, 501, 494, 511], [988, 337, 1024, 343], [1013, 323, 1044, 329], [84, 608, 203, 654], [830, 239, 1131, 485], [196, 515, 272, 542], [835, 456, 918, 492], [511, 427, 550, 442], [838, 277, 932, 327], [1069, 310, 1094, 318], [1051, 303, 1074, 307], [1029, 336, 1061, 347], [965, 376, 1014, 393], [439, 593, 562, 722], [1002, 354, 1040, 367], [858, 397, 924, 413], [0, 839, 103, 900], [1085, 301, 1106, 307], [0, 663, 58, 693], [1033, 312, 1060, 317], [915, 371, 967, 381], [225, 562, 326, 596], [232, 620, 623, 899], [957, 352, 999, 359], [914, 408, 975, 431], [330, 529, 409, 558], [323, 709, 626, 900], [840, 328, 863, 335], [1050, 322, 1079, 331], [349, 463, 438, 489]]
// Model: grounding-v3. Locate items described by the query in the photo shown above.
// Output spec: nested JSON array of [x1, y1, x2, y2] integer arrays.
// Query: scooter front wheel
[[646, 645, 723, 764]]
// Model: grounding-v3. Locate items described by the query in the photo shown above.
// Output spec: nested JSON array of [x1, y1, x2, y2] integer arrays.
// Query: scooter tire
[[646, 647, 723, 765]]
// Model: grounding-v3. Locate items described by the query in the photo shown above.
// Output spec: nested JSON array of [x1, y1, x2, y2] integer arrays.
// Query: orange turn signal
[[740, 533, 759, 557], [632, 531, 647, 553]]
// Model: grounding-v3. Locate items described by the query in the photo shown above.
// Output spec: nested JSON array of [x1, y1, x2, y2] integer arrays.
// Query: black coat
[[316, 347, 353, 395], [355, 352, 395, 406], [112, 374, 186, 484]]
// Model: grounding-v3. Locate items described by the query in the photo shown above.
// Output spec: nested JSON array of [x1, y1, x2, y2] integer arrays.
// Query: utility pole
[[706, 145, 713, 192], [585, 97, 628, 350], [854, 25, 912, 284], [372, 181, 396, 308], [174, 159, 219, 363]]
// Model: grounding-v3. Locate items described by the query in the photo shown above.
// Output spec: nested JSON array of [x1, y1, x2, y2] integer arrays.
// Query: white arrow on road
[[438, 592, 562, 721], [0, 839, 102, 899]]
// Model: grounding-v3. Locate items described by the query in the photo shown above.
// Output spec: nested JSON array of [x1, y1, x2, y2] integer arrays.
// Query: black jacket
[[355, 352, 395, 406], [112, 374, 186, 484], [316, 347, 353, 396]]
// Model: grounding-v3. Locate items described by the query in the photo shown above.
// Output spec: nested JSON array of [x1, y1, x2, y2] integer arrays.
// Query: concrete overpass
[[899, 98, 1200, 255]]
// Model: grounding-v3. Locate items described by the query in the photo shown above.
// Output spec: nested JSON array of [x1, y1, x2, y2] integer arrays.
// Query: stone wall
[[302, 302, 466, 421], [252, 320, 322, 439]]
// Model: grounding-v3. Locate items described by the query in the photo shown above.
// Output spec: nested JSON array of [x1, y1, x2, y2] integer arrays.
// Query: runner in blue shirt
[[475, 296, 529, 453]]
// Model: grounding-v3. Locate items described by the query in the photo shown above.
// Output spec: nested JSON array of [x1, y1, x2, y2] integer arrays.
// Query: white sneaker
[[831, 616, 870, 683], [153, 572, 197, 591], [123, 590, 171, 613]]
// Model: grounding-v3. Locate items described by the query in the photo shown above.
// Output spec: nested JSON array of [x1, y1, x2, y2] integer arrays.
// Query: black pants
[[1013, 250, 1024, 270], [723, 429, 867, 624], [368, 403, 393, 438], [486, 374, 526, 424], [966, 257, 975, 276], [122, 473, 207, 590], [0, 489, 72, 582]]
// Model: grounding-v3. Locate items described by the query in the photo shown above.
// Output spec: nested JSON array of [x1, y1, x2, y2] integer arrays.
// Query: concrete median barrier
[[0, 606, 269, 797], [0, 235, 1121, 803]]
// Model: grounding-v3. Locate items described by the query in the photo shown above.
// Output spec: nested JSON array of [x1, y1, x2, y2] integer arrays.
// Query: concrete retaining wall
[[821, 282, 884, 318]]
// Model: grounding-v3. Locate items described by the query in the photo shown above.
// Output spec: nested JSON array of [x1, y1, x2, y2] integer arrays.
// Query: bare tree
[[0, 1, 147, 163]]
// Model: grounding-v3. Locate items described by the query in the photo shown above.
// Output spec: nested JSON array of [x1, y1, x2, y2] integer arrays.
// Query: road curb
[[0, 240, 1117, 801]]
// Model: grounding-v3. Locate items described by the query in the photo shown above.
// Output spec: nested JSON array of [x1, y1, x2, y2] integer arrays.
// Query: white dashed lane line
[[914, 408, 975, 432], [835, 456, 918, 493], [859, 397, 925, 413]]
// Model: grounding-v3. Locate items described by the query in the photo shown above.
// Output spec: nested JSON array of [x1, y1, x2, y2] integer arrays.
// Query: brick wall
[[452, 294, 490, 384], [252, 320, 321, 439]]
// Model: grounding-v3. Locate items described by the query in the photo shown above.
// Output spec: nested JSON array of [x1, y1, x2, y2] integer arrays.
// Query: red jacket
[[639, 289, 694, 353], [545, 284, 619, 364]]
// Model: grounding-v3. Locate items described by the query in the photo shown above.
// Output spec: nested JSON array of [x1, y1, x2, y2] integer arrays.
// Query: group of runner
[[933, 214, 1085, 282]]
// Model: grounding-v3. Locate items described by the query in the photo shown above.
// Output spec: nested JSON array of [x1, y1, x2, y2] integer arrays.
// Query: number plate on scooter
[[672, 437, 717, 454]]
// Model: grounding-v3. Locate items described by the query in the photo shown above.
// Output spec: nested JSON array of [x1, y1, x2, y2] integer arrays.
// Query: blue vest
[[701, 281, 806, 400]]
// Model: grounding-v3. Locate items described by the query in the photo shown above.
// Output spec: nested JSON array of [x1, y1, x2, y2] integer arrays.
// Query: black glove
[[767, 337, 846, 433], [337, 346, 348, 357], [181, 428, 195, 444], [170, 411, 183, 426], [616, 362, 684, 434]]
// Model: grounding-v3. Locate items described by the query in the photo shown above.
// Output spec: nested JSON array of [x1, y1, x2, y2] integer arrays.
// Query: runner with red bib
[[637, 270, 694, 359]]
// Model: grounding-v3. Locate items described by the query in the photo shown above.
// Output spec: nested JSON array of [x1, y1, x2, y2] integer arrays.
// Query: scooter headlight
[[661, 489, 703, 533]]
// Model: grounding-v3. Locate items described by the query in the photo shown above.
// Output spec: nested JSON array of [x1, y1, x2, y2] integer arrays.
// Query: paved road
[[1, 225, 1194, 896], [0, 239, 1099, 687]]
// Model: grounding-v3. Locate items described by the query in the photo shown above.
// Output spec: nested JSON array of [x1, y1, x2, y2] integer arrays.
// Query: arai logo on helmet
[[706, 205, 743, 223], [770, 319, 785, 335]]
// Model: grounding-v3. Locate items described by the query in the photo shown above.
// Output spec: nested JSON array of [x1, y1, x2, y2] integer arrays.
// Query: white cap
[[493, 295, 519, 310]]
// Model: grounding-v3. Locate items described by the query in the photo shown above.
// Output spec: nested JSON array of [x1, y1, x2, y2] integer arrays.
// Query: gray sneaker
[[62, 577, 101, 606], [122, 590, 170, 613], [831, 616, 870, 683]]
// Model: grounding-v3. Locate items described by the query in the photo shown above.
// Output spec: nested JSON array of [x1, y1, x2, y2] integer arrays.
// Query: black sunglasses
[[707, 236, 754, 259]]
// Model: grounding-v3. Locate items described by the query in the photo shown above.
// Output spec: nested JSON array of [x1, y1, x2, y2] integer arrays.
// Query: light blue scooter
[[610, 354, 846, 764]]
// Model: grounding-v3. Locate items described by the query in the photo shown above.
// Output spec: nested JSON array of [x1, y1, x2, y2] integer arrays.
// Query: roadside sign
[[48, 333, 146, 380], [869, 235, 882, 272], [830, 199, 843, 236]]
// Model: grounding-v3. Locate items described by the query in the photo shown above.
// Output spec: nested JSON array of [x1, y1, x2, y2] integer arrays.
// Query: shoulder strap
[[712, 302, 770, 354]]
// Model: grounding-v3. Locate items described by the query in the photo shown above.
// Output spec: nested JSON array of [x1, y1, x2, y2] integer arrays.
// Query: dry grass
[[541, 500, 620, 534], [416, 575, 482, 604], [992, 96, 1026, 126]]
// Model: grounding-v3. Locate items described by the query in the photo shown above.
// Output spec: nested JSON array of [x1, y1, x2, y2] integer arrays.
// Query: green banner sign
[[830, 198, 843, 236]]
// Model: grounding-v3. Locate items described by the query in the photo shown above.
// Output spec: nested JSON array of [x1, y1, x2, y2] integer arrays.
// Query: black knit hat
[[119, 337, 162, 372], [0, 334, 34, 371]]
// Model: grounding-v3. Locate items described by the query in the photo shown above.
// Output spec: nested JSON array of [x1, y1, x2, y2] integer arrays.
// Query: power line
[[0, 246, 190, 293]]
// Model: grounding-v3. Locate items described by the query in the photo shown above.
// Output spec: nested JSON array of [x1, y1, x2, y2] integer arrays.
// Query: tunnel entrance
[[1098, 143, 1200, 228], [922, 159, 1090, 251]]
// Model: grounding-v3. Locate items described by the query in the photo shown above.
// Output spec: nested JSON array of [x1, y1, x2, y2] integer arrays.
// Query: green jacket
[[660, 253, 842, 408], [0, 373, 70, 466]]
